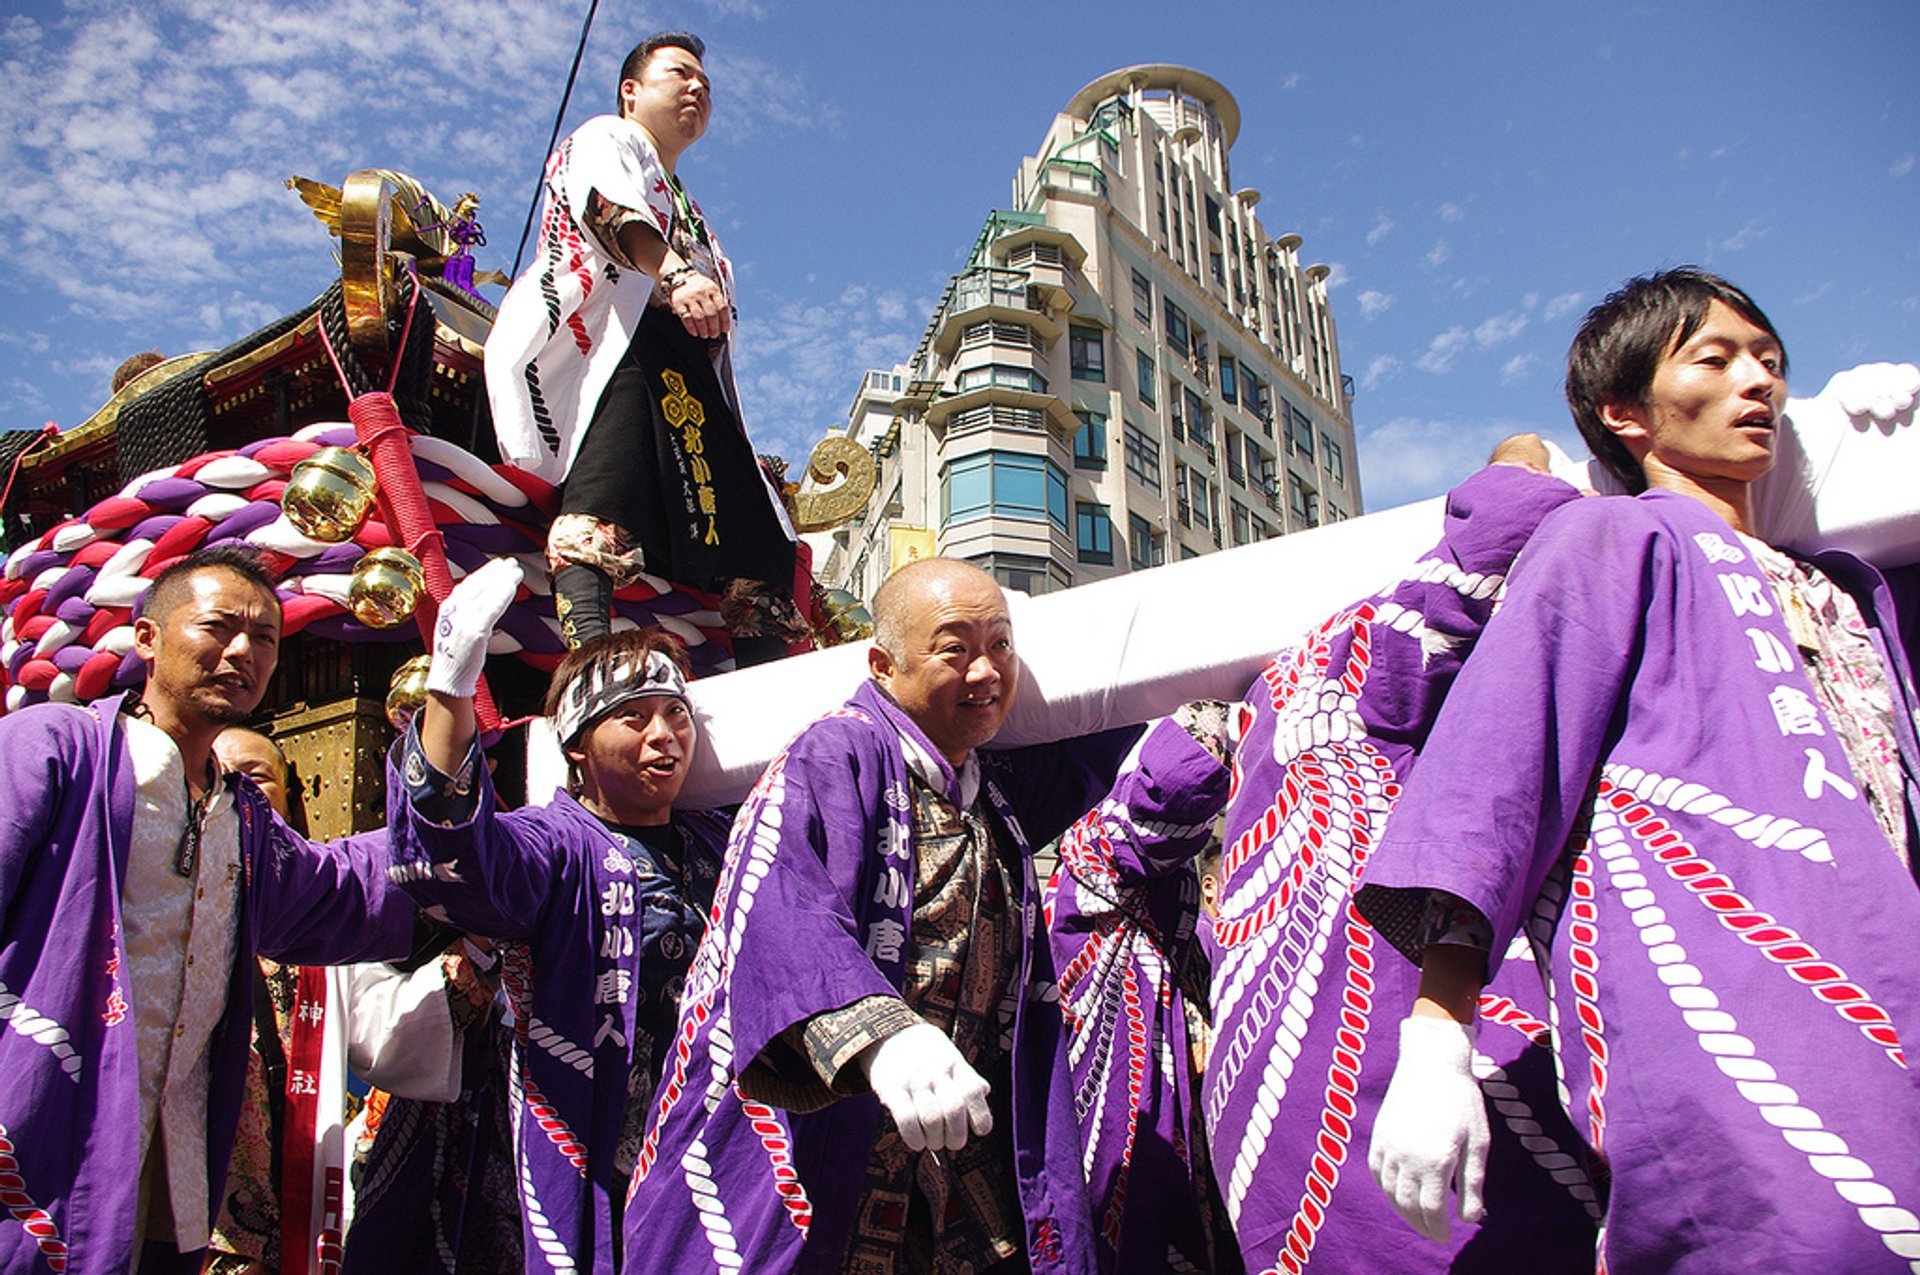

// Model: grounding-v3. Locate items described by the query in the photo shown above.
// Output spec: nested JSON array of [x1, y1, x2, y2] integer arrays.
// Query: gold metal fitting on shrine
[[817, 586, 875, 645], [283, 446, 378, 542], [385, 653, 434, 730], [349, 547, 425, 628]]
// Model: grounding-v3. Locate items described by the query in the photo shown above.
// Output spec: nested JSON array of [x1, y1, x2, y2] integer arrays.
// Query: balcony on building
[[988, 223, 1086, 314], [930, 267, 1061, 361]]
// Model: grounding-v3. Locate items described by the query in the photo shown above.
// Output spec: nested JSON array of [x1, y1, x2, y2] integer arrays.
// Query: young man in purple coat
[[382, 558, 732, 1275], [0, 545, 415, 1275], [620, 557, 1144, 1273], [1359, 270, 1920, 1273]]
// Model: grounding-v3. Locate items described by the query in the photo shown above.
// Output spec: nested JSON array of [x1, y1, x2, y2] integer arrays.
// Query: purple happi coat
[[385, 743, 731, 1275], [0, 692, 414, 1275], [1358, 489, 1920, 1273], [621, 681, 1133, 1274], [1044, 718, 1233, 1273], [1207, 465, 1601, 1275]]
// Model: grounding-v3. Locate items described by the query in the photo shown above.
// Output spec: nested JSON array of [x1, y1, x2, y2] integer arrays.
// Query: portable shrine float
[[0, 170, 877, 836]]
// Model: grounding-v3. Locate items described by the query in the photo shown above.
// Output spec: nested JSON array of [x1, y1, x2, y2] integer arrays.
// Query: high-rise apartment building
[[818, 65, 1360, 600]]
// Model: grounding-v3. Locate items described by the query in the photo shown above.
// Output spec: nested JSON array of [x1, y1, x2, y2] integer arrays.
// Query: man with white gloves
[[384, 556, 735, 1274], [1357, 270, 1920, 1272], [621, 557, 1139, 1273]]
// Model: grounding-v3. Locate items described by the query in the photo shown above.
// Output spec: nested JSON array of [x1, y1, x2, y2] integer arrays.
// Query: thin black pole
[[510, 0, 602, 280]]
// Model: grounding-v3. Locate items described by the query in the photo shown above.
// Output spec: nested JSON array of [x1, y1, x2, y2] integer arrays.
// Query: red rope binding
[[318, 282, 501, 732]]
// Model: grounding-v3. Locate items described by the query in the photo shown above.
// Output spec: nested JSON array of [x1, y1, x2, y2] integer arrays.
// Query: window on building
[[1135, 350, 1156, 406], [975, 552, 1065, 596], [1124, 423, 1161, 492], [1163, 300, 1190, 355], [1204, 196, 1222, 237], [1190, 329, 1210, 385], [1248, 435, 1275, 492], [1225, 428, 1245, 485], [1239, 362, 1259, 410], [1210, 251, 1226, 286], [1073, 410, 1108, 470], [1324, 437, 1345, 484], [1218, 354, 1237, 403], [941, 451, 1069, 530], [1131, 270, 1153, 325], [1128, 513, 1164, 571], [1231, 499, 1252, 546], [955, 364, 1046, 393], [1289, 473, 1320, 527], [1290, 406, 1316, 461], [1177, 465, 1213, 531], [959, 321, 1035, 351], [1168, 379, 1185, 442], [1076, 502, 1114, 565], [1184, 387, 1212, 447], [1070, 325, 1106, 382]]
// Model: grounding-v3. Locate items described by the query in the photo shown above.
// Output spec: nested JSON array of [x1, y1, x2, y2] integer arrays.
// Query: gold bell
[[818, 587, 875, 645], [385, 654, 434, 731], [283, 446, 378, 542], [349, 547, 425, 628]]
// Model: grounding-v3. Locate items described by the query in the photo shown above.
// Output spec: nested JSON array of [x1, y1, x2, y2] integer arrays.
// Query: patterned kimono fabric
[[0, 693, 413, 1275], [1045, 717, 1240, 1273], [620, 683, 1131, 1273], [1358, 490, 1920, 1273], [1206, 466, 1601, 1275], [387, 730, 729, 1275]]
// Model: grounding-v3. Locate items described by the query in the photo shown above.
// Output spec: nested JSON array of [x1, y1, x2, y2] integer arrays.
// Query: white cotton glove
[[861, 1021, 993, 1154], [425, 557, 524, 698], [1368, 1015, 1489, 1243], [1830, 360, 1920, 424]]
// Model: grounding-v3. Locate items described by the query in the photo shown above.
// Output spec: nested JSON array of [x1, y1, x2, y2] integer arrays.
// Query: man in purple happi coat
[[622, 558, 1135, 1272], [0, 545, 415, 1275], [1205, 458, 1600, 1275], [1045, 459, 1600, 1274], [379, 560, 732, 1275], [1042, 706, 1239, 1273], [1360, 270, 1920, 1273]]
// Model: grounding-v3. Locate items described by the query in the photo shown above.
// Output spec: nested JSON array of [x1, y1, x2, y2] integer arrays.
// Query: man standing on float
[[485, 31, 802, 663]]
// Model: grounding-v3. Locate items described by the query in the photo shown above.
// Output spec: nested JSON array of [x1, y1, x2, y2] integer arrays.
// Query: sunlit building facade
[[819, 65, 1360, 600]]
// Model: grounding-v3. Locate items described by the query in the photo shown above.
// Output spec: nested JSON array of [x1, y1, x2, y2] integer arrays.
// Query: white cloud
[[1473, 310, 1529, 348], [1712, 219, 1767, 254], [1425, 238, 1451, 269], [1279, 73, 1301, 90], [1892, 152, 1915, 178], [1415, 327, 1470, 374], [1360, 353, 1400, 391], [1356, 414, 1581, 510], [1543, 290, 1586, 321], [0, 0, 835, 421], [1794, 281, 1833, 305], [732, 282, 923, 461], [1365, 213, 1394, 246], [1321, 262, 1350, 290], [1357, 289, 1394, 320], [1499, 352, 1537, 384], [1437, 202, 1464, 223]]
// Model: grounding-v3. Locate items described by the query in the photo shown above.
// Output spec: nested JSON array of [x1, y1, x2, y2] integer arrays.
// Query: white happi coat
[[483, 114, 738, 486]]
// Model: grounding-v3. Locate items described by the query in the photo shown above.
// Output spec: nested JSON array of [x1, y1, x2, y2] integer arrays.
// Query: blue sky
[[2, 0, 1914, 510]]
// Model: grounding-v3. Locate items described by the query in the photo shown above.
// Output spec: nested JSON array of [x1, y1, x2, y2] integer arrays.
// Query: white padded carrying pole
[[536, 361, 1919, 812]]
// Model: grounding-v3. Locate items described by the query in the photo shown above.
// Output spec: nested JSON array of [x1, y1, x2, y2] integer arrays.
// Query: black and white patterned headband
[[551, 648, 691, 747]]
